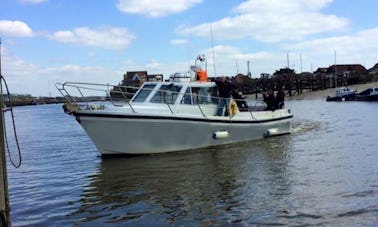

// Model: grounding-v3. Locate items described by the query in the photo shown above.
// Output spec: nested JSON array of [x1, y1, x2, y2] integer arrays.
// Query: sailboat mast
[[335, 50, 337, 88], [209, 15, 216, 77]]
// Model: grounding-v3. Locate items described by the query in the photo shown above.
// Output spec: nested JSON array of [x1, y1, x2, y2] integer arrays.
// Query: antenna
[[287, 51, 289, 68], [188, 21, 191, 70], [209, 14, 216, 77], [247, 60, 251, 77], [334, 50, 337, 88]]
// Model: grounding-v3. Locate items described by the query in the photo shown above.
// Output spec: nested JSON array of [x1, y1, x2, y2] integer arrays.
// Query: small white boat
[[57, 74, 292, 156]]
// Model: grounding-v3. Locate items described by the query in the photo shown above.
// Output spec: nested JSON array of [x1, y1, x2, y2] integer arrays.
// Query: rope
[[1, 75, 22, 168]]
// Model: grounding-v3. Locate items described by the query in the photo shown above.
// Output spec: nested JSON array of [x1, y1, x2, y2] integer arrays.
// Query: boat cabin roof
[[130, 81, 218, 105], [335, 87, 355, 96], [358, 86, 378, 96]]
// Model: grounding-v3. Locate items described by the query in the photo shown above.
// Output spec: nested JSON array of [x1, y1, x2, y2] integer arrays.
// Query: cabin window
[[150, 84, 182, 104], [132, 84, 156, 102], [191, 87, 218, 104], [181, 87, 193, 104]]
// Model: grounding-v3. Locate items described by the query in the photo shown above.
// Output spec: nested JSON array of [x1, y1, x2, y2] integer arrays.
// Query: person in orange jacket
[[196, 68, 208, 82]]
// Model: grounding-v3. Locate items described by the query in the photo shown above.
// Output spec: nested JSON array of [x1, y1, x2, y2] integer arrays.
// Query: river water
[[4, 99, 378, 226]]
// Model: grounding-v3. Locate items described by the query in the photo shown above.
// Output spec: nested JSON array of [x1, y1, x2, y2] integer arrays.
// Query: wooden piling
[[0, 37, 10, 227], [0, 91, 10, 227]]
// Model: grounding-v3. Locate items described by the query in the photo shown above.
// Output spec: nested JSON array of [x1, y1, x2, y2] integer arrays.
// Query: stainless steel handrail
[[56, 81, 269, 120], [56, 82, 138, 112]]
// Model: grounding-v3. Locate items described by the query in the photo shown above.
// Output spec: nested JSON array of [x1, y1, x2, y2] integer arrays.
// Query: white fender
[[264, 128, 279, 137], [213, 130, 229, 139]]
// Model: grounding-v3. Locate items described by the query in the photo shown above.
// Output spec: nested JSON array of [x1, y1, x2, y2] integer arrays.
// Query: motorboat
[[326, 87, 356, 102], [356, 86, 378, 101], [56, 77, 293, 155], [56, 58, 293, 156]]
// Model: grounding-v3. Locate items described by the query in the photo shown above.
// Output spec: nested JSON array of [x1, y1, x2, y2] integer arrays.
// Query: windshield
[[180, 86, 218, 105], [150, 84, 182, 104], [132, 84, 157, 102]]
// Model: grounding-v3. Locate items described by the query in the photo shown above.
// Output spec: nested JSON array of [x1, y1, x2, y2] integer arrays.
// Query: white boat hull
[[75, 111, 292, 155], [57, 80, 293, 156]]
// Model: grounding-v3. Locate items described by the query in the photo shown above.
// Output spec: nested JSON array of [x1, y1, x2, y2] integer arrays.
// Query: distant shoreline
[[3, 97, 65, 107], [4, 81, 378, 108], [245, 81, 378, 101], [286, 81, 378, 100]]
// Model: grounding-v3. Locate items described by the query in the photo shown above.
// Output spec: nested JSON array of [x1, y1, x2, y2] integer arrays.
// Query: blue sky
[[1, 0, 378, 96]]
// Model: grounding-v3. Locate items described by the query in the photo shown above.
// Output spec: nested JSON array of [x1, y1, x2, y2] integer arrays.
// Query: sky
[[0, 0, 378, 96]]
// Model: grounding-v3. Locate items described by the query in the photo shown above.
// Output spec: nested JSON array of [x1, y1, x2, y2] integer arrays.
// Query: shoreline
[[286, 81, 378, 100], [4, 81, 378, 108]]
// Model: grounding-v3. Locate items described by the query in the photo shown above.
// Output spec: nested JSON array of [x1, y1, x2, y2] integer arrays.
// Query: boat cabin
[[131, 81, 219, 106], [335, 87, 356, 97], [358, 87, 378, 96]]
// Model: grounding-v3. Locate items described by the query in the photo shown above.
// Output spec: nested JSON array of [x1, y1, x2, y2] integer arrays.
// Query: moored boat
[[326, 87, 356, 102], [356, 86, 378, 101]]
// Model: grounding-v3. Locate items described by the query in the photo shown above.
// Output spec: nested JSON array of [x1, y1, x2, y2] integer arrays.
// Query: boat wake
[[291, 119, 324, 134]]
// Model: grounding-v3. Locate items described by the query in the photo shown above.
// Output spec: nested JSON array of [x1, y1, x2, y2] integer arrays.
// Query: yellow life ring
[[229, 99, 238, 117]]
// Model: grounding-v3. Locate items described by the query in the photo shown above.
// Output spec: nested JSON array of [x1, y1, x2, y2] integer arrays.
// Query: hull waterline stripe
[[73, 112, 293, 124]]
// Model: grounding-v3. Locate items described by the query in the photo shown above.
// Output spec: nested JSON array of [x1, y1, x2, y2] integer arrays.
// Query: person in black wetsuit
[[232, 89, 249, 111], [276, 86, 285, 109], [263, 89, 276, 111], [215, 76, 234, 116]]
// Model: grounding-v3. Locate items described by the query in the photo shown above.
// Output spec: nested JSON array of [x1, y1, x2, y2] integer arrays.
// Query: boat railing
[[55, 82, 286, 119], [56, 82, 189, 114], [55, 82, 138, 112]]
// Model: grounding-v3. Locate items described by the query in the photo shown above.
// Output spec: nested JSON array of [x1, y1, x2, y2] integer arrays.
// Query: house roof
[[327, 64, 367, 74], [368, 63, 378, 73], [313, 67, 328, 74], [124, 71, 148, 81]]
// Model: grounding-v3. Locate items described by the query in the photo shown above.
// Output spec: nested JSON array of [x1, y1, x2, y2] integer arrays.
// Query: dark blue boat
[[356, 86, 378, 101], [326, 87, 356, 102]]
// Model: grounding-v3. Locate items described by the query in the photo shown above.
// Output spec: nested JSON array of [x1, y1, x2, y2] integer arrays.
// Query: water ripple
[[5, 102, 378, 226]]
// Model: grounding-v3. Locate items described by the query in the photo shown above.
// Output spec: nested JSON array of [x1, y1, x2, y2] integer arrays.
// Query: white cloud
[[121, 59, 164, 73], [87, 51, 96, 59], [232, 0, 333, 14], [287, 27, 378, 69], [120, 58, 193, 80], [289, 28, 378, 53], [145, 60, 162, 69], [0, 20, 33, 37], [18, 0, 47, 4], [49, 26, 135, 49], [2, 50, 122, 96], [170, 39, 188, 45], [178, 0, 348, 42], [116, 0, 203, 17], [196, 45, 283, 77]]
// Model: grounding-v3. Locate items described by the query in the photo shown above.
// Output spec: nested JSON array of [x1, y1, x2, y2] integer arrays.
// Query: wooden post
[[0, 93, 10, 227], [0, 37, 11, 227], [255, 79, 258, 99], [296, 75, 300, 95]]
